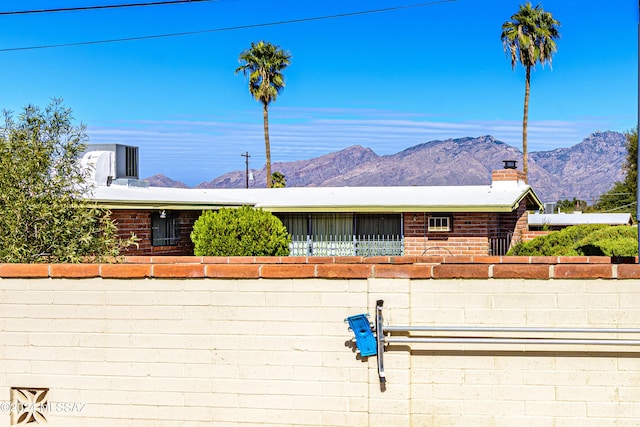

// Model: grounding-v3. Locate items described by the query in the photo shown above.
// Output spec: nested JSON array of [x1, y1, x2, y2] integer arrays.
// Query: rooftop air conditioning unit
[[81, 144, 139, 181], [544, 202, 557, 214], [80, 151, 115, 186]]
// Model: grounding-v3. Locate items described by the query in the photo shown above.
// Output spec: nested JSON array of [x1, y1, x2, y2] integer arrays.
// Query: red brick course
[[553, 264, 613, 279], [432, 264, 490, 279], [0, 264, 50, 278], [493, 264, 550, 279], [50, 264, 100, 278], [617, 264, 640, 279], [316, 264, 373, 279], [1, 256, 639, 280], [100, 264, 152, 279]]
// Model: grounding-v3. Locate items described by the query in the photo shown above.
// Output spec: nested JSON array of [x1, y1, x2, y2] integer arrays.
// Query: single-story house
[[88, 165, 542, 257]]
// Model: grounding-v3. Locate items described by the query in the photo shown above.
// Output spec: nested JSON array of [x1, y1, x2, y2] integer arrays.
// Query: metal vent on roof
[[544, 202, 557, 214]]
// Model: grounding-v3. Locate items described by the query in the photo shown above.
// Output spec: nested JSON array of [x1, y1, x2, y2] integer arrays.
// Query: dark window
[[355, 214, 402, 237], [151, 212, 179, 246], [276, 213, 309, 237]]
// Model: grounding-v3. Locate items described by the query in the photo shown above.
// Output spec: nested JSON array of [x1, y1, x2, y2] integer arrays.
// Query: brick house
[[90, 167, 541, 257]]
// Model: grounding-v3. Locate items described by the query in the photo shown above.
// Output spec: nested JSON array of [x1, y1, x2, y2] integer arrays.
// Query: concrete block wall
[[1, 256, 640, 426]]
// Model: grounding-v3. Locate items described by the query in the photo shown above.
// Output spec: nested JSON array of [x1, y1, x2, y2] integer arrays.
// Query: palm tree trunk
[[263, 103, 272, 188], [522, 65, 531, 183]]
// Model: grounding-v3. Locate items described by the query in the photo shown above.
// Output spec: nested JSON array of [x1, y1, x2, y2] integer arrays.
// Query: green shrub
[[574, 238, 637, 257], [507, 224, 609, 256], [571, 226, 637, 256], [191, 206, 290, 256]]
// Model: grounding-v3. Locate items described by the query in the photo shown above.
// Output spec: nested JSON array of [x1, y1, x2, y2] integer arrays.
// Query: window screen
[[151, 212, 179, 246]]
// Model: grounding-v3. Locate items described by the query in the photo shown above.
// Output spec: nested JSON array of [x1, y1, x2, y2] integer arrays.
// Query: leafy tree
[[236, 41, 291, 188], [0, 100, 132, 263], [271, 171, 286, 188], [191, 206, 290, 256], [594, 128, 638, 213], [501, 2, 560, 180]]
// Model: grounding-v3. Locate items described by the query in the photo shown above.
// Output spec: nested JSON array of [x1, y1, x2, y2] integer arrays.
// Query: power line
[[0, 0, 210, 16], [600, 202, 637, 213], [0, 0, 456, 52]]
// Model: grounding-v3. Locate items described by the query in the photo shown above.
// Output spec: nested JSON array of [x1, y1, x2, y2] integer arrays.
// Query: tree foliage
[[271, 171, 286, 188], [555, 198, 587, 213], [508, 224, 637, 257], [191, 206, 290, 256], [0, 100, 131, 263], [501, 2, 560, 180], [594, 128, 638, 213], [236, 41, 291, 188]]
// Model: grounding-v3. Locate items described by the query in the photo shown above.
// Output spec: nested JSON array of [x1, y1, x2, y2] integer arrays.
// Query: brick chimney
[[491, 160, 527, 186]]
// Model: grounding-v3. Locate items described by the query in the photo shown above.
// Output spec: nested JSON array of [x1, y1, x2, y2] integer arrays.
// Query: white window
[[428, 216, 451, 232]]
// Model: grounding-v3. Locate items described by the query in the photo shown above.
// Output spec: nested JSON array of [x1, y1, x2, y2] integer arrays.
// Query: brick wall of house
[[111, 209, 200, 256], [498, 198, 530, 248], [404, 212, 492, 256], [403, 206, 529, 256], [522, 230, 552, 242]]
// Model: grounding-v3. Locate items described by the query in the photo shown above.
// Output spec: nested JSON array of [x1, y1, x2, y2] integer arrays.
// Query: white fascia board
[[87, 183, 537, 213]]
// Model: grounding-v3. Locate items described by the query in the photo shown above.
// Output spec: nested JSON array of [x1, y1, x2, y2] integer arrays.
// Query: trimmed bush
[[508, 224, 608, 256], [191, 206, 290, 256], [572, 226, 637, 256], [508, 224, 637, 256]]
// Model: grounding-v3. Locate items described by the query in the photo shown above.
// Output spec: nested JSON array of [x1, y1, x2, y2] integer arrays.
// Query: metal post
[[241, 151, 250, 189], [375, 300, 386, 383]]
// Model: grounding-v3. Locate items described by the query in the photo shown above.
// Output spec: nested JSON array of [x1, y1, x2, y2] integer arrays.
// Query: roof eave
[[93, 200, 250, 210], [260, 205, 525, 213], [511, 187, 544, 212]]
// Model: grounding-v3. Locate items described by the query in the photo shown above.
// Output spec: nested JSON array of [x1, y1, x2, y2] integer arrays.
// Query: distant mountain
[[151, 132, 628, 203], [529, 131, 627, 202], [144, 174, 189, 189], [197, 145, 380, 189]]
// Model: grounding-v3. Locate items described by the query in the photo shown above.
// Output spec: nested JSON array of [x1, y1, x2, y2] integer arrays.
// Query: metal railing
[[489, 232, 513, 255], [370, 300, 640, 383], [289, 235, 403, 257]]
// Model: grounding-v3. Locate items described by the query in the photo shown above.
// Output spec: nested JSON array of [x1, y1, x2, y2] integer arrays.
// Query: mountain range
[[145, 131, 628, 203]]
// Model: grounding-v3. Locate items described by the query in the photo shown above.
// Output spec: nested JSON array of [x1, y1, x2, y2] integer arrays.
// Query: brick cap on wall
[[1, 256, 639, 280]]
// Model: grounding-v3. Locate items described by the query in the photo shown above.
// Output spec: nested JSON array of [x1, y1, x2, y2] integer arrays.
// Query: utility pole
[[241, 151, 251, 189]]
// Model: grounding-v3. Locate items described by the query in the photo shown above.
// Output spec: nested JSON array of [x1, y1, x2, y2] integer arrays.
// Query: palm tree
[[271, 171, 286, 188], [236, 41, 291, 188], [501, 2, 560, 181]]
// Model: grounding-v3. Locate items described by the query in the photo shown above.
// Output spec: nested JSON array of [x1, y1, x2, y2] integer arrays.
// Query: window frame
[[151, 212, 179, 246], [427, 215, 453, 232]]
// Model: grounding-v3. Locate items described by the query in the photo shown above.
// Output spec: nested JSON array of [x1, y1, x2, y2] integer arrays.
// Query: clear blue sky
[[1, 0, 637, 186]]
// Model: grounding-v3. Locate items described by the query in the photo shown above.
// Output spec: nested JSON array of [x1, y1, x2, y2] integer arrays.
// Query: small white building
[[528, 212, 633, 231]]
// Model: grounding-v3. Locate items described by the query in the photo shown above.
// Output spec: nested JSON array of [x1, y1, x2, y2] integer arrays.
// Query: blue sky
[[0, 0, 637, 186]]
